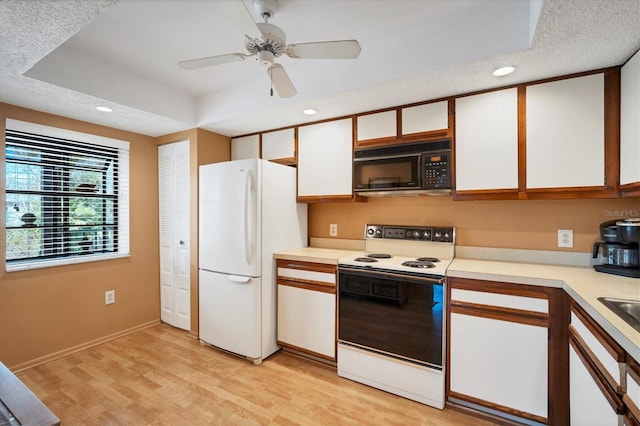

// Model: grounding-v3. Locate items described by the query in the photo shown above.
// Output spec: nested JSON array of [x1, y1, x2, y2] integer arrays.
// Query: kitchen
[[1, 0, 640, 425]]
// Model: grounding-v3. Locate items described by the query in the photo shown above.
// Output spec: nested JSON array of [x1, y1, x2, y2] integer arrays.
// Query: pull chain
[[269, 66, 274, 97]]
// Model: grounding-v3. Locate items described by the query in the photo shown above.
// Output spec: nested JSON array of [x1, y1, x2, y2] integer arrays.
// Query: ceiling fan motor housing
[[245, 22, 287, 63]]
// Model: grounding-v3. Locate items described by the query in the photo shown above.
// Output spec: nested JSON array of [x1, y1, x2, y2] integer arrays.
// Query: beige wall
[[310, 197, 640, 252], [0, 103, 162, 370]]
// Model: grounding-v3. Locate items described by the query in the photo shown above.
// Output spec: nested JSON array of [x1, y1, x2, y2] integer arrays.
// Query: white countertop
[[274, 247, 640, 362], [274, 247, 359, 265]]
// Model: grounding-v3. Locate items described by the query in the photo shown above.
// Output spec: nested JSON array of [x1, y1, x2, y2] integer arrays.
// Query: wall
[[156, 128, 230, 335], [310, 196, 640, 252], [0, 103, 161, 370]]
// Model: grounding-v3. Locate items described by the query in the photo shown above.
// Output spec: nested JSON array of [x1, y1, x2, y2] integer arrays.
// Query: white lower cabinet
[[569, 301, 626, 425], [276, 260, 336, 361], [447, 278, 560, 425], [570, 344, 621, 425]]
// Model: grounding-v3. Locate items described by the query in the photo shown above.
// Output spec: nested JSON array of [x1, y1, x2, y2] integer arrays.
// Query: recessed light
[[96, 106, 113, 112], [493, 66, 516, 77], [303, 108, 317, 115]]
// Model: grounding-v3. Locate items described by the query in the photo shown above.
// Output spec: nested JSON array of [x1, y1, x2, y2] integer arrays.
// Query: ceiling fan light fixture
[[96, 106, 112, 112], [258, 50, 275, 67], [303, 108, 317, 115], [493, 66, 516, 77]]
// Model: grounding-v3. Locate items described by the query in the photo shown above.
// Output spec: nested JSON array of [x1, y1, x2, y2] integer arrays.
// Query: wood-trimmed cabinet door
[[158, 140, 191, 331], [569, 300, 626, 425], [262, 128, 296, 165], [401, 100, 450, 140], [620, 49, 640, 197], [446, 277, 569, 425], [231, 134, 260, 160], [525, 72, 619, 198], [355, 110, 397, 148], [454, 88, 519, 199], [297, 118, 354, 202], [276, 260, 337, 362]]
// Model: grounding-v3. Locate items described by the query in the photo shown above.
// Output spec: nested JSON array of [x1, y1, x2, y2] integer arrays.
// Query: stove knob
[[412, 230, 420, 239], [367, 228, 375, 236], [434, 231, 442, 239], [375, 228, 382, 237]]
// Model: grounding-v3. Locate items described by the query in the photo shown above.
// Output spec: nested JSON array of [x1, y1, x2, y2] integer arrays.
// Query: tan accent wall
[[0, 103, 160, 369], [309, 197, 640, 252], [155, 128, 230, 335]]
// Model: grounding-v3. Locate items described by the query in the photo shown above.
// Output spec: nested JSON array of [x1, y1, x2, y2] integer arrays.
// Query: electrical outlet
[[329, 223, 338, 237], [105, 290, 115, 305], [558, 229, 573, 248]]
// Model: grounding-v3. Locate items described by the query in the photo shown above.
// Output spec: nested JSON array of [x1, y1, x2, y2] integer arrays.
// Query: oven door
[[353, 154, 421, 192], [338, 266, 444, 368]]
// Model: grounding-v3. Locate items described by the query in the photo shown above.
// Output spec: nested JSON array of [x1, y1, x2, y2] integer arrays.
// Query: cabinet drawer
[[451, 288, 548, 313], [570, 305, 625, 392], [276, 260, 336, 291]]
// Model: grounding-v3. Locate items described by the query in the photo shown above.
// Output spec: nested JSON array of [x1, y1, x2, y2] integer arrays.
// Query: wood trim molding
[[277, 278, 336, 293], [296, 194, 366, 203], [518, 85, 527, 194], [571, 300, 625, 363], [620, 182, 640, 198], [277, 341, 336, 363], [547, 289, 570, 425], [569, 324, 623, 394], [269, 157, 296, 166], [10, 320, 160, 372], [448, 277, 552, 300], [570, 333, 625, 413], [450, 301, 548, 327], [354, 136, 398, 148], [452, 188, 519, 201], [448, 390, 548, 425], [604, 68, 621, 191], [277, 259, 337, 274]]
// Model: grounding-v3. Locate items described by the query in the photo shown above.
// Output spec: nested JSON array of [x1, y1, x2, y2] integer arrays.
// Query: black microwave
[[353, 140, 452, 196]]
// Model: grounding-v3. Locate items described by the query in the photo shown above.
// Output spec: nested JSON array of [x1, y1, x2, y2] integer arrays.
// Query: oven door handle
[[338, 266, 445, 284]]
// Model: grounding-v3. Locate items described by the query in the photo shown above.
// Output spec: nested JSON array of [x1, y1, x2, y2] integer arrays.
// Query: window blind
[[5, 119, 130, 271]]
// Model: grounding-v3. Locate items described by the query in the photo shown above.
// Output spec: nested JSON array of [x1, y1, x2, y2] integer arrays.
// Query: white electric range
[[337, 224, 455, 409]]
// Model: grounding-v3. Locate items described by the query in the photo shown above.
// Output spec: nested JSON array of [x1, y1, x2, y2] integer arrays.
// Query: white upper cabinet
[[526, 73, 605, 189], [356, 110, 397, 143], [231, 134, 260, 160], [620, 49, 640, 188], [455, 88, 519, 191], [297, 118, 353, 198], [401, 101, 448, 136], [262, 128, 295, 161]]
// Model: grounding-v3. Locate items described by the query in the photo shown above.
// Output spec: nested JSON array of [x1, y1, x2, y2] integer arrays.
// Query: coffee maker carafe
[[593, 218, 640, 278]]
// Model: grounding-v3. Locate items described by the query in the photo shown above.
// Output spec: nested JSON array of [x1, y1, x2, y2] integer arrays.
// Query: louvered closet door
[[158, 140, 190, 330]]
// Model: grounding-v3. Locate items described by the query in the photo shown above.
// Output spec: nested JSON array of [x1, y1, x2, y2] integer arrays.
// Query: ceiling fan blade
[[178, 53, 249, 70], [218, 0, 262, 39], [286, 40, 361, 59], [269, 64, 297, 98]]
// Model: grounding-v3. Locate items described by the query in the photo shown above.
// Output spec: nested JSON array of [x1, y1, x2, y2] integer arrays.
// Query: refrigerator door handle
[[243, 169, 254, 265], [228, 275, 252, 283]]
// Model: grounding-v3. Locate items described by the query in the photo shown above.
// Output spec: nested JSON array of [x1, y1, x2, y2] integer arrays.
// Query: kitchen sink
[[598, 297, 640, 332]]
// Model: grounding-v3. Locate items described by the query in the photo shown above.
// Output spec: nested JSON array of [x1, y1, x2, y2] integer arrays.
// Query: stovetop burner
[[355, 257, 378, 263], [402, 260, 436, 268], [367, 253, 392, 259], [416, 257, 440, 262]]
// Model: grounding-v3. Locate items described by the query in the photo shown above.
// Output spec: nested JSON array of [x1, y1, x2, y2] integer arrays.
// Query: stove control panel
[[365, 225, 455, 243]]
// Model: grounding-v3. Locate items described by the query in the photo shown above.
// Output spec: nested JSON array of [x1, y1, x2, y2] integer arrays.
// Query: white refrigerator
[[198, 159, 307, 364]]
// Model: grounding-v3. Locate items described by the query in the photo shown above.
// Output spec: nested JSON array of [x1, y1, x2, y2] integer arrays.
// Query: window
[[5, 119, 129, 271]]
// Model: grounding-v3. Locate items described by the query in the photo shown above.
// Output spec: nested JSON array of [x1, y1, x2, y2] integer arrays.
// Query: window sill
[[6, 253, 130, 272]]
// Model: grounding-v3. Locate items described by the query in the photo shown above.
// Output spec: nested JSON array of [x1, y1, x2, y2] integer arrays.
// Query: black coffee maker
[[593, 218, 640, 278]]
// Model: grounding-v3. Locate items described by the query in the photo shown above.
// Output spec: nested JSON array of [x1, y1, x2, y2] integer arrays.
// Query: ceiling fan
[[178, 0, 361, 98]]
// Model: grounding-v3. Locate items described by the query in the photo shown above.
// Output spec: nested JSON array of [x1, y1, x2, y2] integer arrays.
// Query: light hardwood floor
[[17, 324, 495, 425]]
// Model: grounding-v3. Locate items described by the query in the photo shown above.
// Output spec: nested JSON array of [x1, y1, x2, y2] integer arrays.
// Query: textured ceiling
[[1, 0, 639, 138]]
